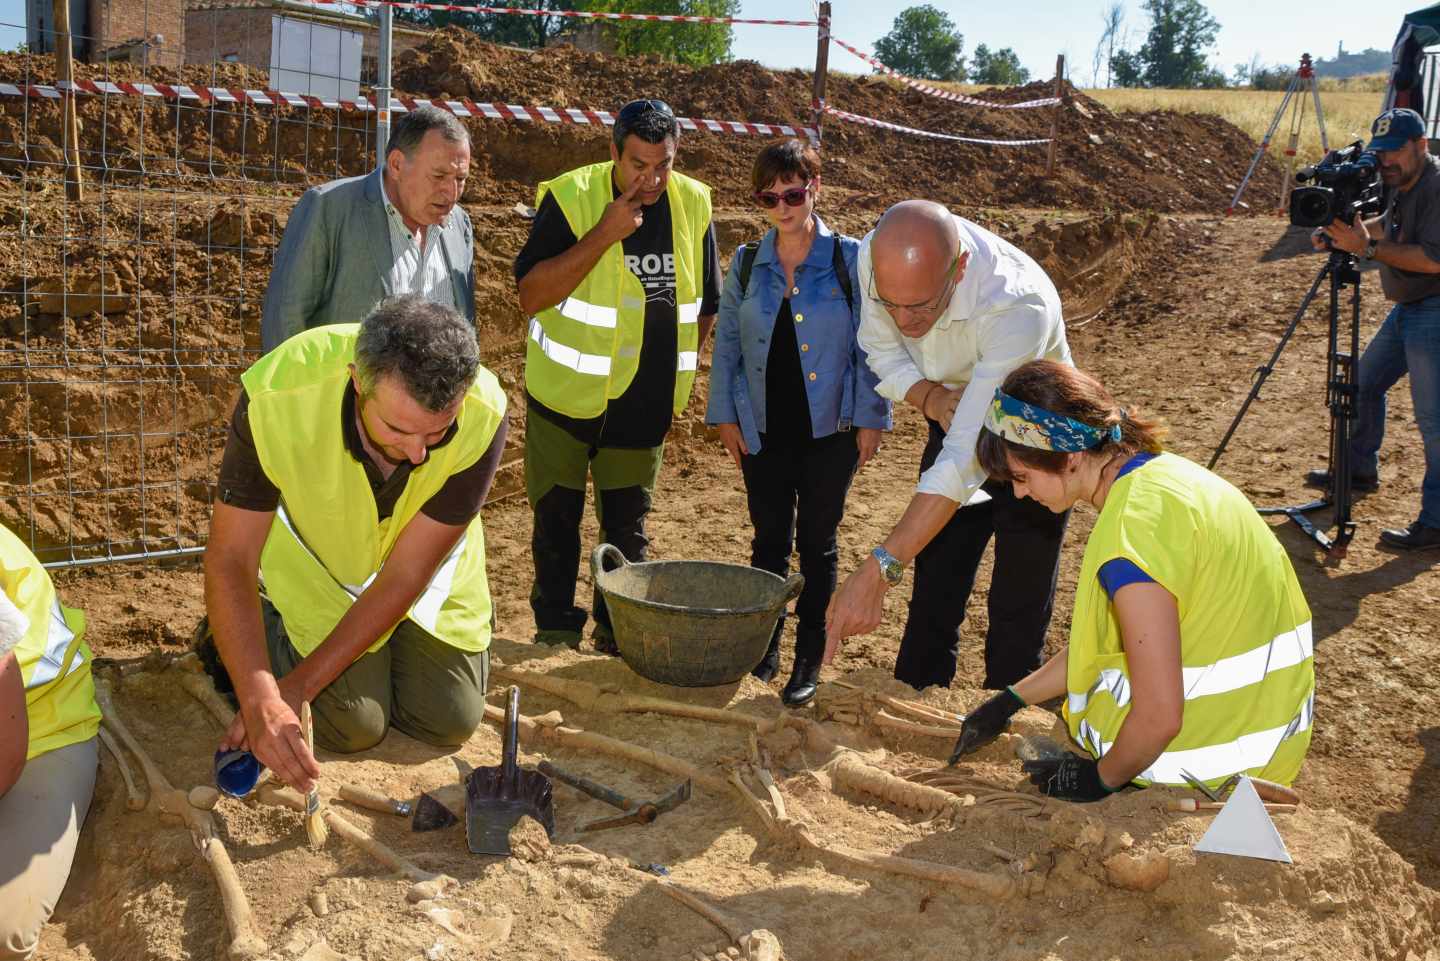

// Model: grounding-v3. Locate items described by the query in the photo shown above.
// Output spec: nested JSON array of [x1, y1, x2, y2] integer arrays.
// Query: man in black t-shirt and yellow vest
[[514, 99, 719, 651]]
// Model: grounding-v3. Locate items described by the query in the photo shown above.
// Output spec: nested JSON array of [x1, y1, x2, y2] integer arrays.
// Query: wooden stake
[[1044, 54, 1064, 179], [51, 0, 83, 200], [812, 2, 832, 139]]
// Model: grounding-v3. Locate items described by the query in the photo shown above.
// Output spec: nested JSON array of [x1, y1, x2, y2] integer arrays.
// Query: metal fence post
[[376, 4, 394, 168]]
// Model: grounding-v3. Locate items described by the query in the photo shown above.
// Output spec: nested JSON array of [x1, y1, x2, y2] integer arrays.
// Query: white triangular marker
[[1193, 776, 1292, 863]]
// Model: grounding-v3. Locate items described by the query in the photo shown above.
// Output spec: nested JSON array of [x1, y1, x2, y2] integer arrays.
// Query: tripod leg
[[1209, 260, 1329, 470]]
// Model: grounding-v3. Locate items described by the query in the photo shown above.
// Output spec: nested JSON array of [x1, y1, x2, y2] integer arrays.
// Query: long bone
[[93, 678, 267, 960]]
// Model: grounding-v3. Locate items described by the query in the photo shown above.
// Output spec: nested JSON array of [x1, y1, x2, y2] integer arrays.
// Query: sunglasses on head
[[753, 182, 811, 209], [617, 99, 674, 123]]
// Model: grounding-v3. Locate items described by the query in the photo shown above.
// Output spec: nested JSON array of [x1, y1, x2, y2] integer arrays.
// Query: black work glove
[[1021, 753, 1117, 803], [948, 687, 1025, 764]]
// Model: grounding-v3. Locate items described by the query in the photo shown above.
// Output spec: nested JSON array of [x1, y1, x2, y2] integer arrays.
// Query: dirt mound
[[2, 31, 1279, 213]]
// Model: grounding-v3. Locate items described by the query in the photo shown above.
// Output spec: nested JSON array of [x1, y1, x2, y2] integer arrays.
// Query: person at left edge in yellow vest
[[205, 295, 508, 790], [0, 525, 101, 960], [950, 360, 1315, 802], [514, 98, 719, 653]]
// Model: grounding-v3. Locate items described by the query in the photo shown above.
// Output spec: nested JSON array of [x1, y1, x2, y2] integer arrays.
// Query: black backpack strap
[[737, 242, 760, 296], [832, 235, 854, 312]]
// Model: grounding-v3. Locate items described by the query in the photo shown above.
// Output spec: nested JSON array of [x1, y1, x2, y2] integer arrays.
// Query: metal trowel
[[464, 685, 556, 856]]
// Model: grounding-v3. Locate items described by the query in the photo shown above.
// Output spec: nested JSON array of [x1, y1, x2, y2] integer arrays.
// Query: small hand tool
[[536, 760, 691, 832], [338, 784, 413, 818]]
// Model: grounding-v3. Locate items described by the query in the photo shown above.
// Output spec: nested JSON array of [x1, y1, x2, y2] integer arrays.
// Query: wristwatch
[[1364, 236, 1379, 259], [871, 546, 904, 586]]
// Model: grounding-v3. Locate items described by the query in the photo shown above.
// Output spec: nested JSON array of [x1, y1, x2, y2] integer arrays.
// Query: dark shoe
[[751, 623, 783, 683], [1304, 468, 1379, 493], [781, 655, 821, 706], [1380, 521, 1440, 551], [591, 624, 620, 656], [783, 625, 825, 706]]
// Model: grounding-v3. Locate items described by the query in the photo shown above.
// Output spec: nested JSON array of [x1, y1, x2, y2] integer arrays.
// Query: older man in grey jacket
[[260, 105, 476, 351]]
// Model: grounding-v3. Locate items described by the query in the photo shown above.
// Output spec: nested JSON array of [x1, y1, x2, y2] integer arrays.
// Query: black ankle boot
[[781, 626, 825, 706], [752, 621, 783, 682]]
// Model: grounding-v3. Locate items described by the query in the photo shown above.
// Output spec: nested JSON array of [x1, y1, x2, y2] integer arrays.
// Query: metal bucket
[[590, 544, 803, 687]]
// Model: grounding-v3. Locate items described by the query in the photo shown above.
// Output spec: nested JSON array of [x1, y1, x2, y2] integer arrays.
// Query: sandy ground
[[36, 212, 1440, 961]]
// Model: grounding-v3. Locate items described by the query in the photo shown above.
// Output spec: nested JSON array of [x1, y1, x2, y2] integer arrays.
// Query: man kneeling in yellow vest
[[0, 524, 99, 960], [206, 295, 508, 790]]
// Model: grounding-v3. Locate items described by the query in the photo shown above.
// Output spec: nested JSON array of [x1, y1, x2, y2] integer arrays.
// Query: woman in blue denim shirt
[[706, 140, 892, 705]]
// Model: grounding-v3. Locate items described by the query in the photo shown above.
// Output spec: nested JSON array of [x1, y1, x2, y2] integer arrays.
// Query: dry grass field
[[1084, 87, 1382, 165]]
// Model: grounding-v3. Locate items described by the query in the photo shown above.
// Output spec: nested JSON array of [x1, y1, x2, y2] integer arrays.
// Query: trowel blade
[[411, 790, 459, 832]]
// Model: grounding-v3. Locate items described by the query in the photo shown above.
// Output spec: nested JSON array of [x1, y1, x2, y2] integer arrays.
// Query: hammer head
[[580, 779, 692, 832]]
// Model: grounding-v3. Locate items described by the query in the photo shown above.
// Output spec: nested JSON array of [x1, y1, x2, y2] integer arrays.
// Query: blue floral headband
[[982, 389, 1121, 452]]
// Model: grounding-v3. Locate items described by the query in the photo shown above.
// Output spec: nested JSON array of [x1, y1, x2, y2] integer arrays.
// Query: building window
[[222, 53, 239, 62]]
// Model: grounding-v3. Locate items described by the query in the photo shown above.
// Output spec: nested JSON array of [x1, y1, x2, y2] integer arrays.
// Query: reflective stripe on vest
[[22, 599, 80, 690], [1067, 620, 1314, 717], [1078, 689, 1315, 785], [271, 502, 467, 637], [528, 317, 613, 377], [559, 296, 619, 329]]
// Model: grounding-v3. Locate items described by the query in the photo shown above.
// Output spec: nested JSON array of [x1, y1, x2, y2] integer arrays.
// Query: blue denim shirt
[[706, 215, 892, 454]]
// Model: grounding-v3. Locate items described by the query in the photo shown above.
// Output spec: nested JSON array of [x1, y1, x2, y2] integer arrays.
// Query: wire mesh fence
[[0, 3, 380, 566]]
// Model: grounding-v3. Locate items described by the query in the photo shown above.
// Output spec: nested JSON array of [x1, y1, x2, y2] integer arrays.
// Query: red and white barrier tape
[[830, 36, 1060, 110], [823, 105, 1050, 146], [247, 0, 816, 26], [0, 80, 817, 139]]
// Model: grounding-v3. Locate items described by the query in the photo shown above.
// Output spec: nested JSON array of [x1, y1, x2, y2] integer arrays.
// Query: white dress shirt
[[857, 213, 1071, 505], [379, 177, 456, 309]]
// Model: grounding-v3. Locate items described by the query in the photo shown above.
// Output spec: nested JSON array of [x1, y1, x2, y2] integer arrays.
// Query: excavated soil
[[1, 34, 1436, 961]]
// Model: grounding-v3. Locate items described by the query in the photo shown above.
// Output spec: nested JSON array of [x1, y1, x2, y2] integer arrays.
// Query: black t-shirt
[[514, 185, 720, 448], [762, 298, 813, 444]]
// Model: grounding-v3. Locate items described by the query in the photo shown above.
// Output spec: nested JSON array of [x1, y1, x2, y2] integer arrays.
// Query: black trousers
[[894, 419, 1069, 691], [740, 429, 860, 659]]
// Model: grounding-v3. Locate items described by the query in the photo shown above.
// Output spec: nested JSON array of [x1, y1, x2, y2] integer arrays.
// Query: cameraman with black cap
[[1307, 107, 1440, 552]]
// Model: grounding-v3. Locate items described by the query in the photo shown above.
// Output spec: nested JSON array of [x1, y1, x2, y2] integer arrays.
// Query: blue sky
[[0, 0, 1412, 87]]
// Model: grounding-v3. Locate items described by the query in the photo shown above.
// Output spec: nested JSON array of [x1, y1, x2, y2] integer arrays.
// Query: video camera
[[1289, 141, 1384, 229]]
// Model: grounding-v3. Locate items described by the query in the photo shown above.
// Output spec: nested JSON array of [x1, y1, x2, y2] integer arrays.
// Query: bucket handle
[[780, 572, 805, 606], [591, 543, 628, 582]]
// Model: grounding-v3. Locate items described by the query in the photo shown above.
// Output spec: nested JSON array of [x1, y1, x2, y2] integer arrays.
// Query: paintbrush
[[300, 701, 328, 848]]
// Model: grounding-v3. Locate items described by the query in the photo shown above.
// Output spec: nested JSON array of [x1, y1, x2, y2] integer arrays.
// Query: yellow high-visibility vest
[[242, 325, 507, 656], [1065, 453, 1315, 789], [525, 161, 711, 419], [2, 524, 98, 760]]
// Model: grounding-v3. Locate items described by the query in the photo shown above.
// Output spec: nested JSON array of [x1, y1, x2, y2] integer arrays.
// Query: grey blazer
[[260, 168, 475, 351]]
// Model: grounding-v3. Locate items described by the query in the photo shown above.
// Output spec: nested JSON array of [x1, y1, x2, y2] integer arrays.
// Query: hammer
[[537, 761, 691, 832]]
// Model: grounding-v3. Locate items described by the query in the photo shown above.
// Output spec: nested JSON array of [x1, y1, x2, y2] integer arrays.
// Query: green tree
[[593, 0, 739, 67], [970, 44, 1030, 85], [1109, 0, 1223, 88], [873, 5, 966, 82]]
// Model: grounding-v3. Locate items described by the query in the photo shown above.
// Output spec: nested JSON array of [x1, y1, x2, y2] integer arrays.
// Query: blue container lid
[[213, 749, 264, 798]]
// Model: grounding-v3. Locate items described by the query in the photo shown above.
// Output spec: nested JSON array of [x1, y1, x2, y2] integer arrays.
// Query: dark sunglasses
[[753, 183, 811, 209], [617, 99, 674, 123]]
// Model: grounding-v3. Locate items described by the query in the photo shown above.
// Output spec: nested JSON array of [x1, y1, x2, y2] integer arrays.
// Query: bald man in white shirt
[[826, 201, 1072, 691]]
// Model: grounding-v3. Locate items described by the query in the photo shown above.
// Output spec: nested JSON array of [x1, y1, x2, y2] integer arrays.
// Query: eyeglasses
[[753, 182, 812, 209], [869, 254, 961, 316], [617, 99, 674, 123]]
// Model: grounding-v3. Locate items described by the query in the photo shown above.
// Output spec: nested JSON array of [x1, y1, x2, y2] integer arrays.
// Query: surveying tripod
[[1209, 249, 1362, 557], [1228, 54, 1330, 215]]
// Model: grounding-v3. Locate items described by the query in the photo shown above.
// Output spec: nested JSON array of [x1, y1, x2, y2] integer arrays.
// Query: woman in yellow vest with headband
[[0, 524, 100, 958], [950, 360, 1315, 801]]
